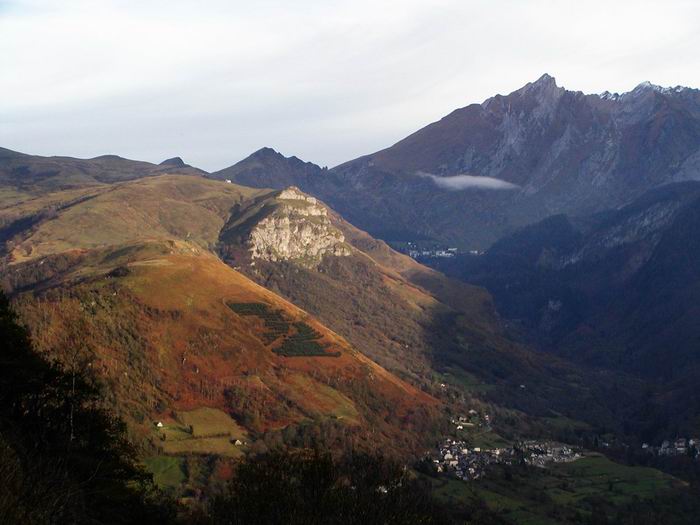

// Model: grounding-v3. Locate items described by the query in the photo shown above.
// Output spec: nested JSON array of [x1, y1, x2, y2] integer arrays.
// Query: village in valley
[[641, 437, 700, 458], [408, 246, 459, 259], [432, 411, 582, 481], [390, 241, 462, 259]]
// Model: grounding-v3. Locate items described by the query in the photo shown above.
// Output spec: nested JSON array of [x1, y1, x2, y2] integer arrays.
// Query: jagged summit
[[479, 74, 566, 112], [599, 81, 692, 101], [250, 146, 282, 158], [210, 147, 325, 190], [248, 147, 309, 166], [509, 76, 691, 103], [512, 73, 563, 95], [532, 73, 557, 87], [631, 80, 687, 94]]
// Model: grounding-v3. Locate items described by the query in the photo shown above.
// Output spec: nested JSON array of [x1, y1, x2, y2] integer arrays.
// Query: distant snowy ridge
[[598, 81, 690, 101]]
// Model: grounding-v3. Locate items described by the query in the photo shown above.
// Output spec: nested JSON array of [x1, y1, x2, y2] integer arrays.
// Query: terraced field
[[228, 302, 341, 357]]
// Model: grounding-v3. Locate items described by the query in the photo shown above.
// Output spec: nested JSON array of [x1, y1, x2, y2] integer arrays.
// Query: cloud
[[1, 1, 700, 170], [417, 172, 520, 191]]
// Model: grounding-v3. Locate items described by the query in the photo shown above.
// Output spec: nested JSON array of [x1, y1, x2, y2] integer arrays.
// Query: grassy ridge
[[2, 175, 266, 263]]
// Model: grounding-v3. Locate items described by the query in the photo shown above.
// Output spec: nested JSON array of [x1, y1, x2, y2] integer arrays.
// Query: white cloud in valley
[[2, 0, 700, 171], [417, 172, 519, 191]]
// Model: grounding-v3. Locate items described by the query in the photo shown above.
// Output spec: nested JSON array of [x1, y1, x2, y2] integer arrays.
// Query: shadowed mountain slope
[[213, 147, 327, 189], [428, 181, 700, 441]]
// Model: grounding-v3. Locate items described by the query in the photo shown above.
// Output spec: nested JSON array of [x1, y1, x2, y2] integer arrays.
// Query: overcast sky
[[2, 0, 700, 171]]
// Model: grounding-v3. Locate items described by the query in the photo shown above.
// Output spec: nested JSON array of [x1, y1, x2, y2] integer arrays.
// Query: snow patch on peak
[[597, 82, 690, 101], [598, 91, 620, 101], [628, 81, 689, 96]]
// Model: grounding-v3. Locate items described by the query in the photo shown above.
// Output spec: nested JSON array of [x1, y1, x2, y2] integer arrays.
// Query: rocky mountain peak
[[532, 73, 557, 87], [251, 146, 282, 159], [497, 73, 566, 120], [159, 156, 186, 167], [620, 81, 693, 100], [210, 148, 325, 190], [516, 73, 563, 97]]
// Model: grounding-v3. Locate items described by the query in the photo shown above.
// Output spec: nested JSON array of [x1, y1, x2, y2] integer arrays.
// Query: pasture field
[[155, 408, 248, 457], [143, 456, 186, 489], [427, 453, 680, 524]]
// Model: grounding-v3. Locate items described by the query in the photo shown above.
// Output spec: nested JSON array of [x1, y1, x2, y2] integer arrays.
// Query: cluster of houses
[[434, 438, 513, 480], [433, 438, 581, 481], [642, 437, 700, 458], [399, 242, 458, 259], [408, 247, 457, 259], [450, 410, 491, 431], [518, 440, 581, 468], [396, 242, 488, 259]]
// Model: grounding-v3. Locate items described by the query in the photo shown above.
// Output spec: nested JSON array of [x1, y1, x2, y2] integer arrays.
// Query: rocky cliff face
[[249, 188, 351, 265], [219, 186, 351, 268]]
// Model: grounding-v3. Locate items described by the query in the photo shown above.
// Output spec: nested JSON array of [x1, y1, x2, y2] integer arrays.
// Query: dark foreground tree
[[205, 448, 500, 525], [0, 292, 171, 524]]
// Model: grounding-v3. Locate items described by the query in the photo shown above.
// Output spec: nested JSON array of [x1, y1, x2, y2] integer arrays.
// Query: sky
[[2, 0, 700, 171]]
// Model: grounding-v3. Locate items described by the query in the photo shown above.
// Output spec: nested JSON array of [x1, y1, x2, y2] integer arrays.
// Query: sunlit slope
[[0, 175, 439, 457], [14, 240, 438, 456], [3, 175, 267, 263]]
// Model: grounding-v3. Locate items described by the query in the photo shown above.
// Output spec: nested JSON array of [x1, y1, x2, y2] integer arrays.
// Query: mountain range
[[211, 74, 700, 248], [0, 146, 633, 497]]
